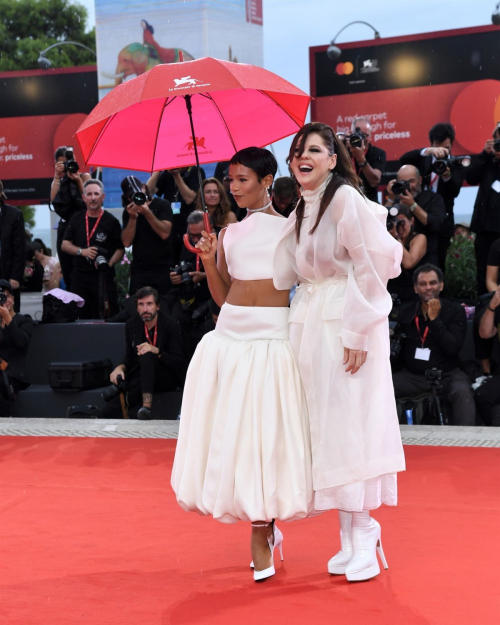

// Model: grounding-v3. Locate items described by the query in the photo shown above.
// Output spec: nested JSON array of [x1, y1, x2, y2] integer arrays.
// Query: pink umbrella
[[75, 57, 310, 173]]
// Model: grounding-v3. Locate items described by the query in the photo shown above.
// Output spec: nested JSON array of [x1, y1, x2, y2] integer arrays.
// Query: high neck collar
[[300, 174, 333, 204]]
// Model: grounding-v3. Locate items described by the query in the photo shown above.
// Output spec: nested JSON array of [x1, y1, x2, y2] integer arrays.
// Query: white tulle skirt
[[171, 303, 314, 524], [314, 474, 398, 512]]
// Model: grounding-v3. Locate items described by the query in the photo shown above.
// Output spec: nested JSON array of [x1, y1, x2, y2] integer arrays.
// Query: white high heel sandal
[[251, 521, 284, 582], [328, 510, 353, 575], [345, 516, 389, 582]]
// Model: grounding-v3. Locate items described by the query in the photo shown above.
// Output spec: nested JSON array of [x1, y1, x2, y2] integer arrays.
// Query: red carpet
[[0, 437, 498, 625]]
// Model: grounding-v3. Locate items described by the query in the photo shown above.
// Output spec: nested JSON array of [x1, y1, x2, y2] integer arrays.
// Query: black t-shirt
[[63, 210, 124, 272], [156, 168, 206, 263], [487, 237, 500, 267], [122, 198, 174, 270], [355, 143, 386, 203], [413, 190, 446, 265], [156, 167, 206, 217]]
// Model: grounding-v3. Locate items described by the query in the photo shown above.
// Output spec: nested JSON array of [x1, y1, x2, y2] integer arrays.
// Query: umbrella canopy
[[76, 57, 310, 172]]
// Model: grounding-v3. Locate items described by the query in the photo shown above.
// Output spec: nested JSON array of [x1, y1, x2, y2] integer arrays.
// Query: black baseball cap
[[0, 279, 13, 294], [120, 176, 143, 196]]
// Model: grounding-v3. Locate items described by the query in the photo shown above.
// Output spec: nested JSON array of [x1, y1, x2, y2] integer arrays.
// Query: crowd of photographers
[[1, 122, 499, 423], [342, 118, 500, 427]]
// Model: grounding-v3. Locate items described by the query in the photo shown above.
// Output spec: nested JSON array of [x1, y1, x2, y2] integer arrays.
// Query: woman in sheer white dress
[[171, 147, 313, 582], [274, 123, 406, 582]]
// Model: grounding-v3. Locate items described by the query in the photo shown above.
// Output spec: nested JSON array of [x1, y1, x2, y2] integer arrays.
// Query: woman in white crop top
[[274, 122, 406, 582], [171, 148, 313, 583]]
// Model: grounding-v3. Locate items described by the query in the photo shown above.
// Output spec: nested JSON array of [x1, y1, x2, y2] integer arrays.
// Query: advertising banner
[[95, 0, 264, 205], [96, 0, 263, 98], [0, 66, 98, 204], [310, 25, 500, 180]]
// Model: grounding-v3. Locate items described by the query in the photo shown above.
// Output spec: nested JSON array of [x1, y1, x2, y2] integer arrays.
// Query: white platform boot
[[345, 511, 388, 582], [327, 510, 353, 574]]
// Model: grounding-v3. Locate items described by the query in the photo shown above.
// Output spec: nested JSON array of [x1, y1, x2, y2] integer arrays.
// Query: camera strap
[[414, 316, 429, 347], [144, 322, 158, 347], [86, 210, 104, 247]]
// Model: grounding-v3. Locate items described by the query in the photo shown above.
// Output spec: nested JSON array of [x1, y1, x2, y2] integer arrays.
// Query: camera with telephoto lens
[[92, 246, 110, 273], [425, 368, 442, 383], [0, 289, 7, 306], [391, 180, 411, 197], [171, 260, 195, 285], [126, 175, 147, 205], [432, 155, 471, 176], [388, 294, 406, 360], [387, 215, 405, 235], [348, 127, 367, 149], [191, 299, 211, 322], [101, 374, 127, 402], [63, 147, 79, 175], [171, 260, 196, 310], [493, 139, 500, 152]]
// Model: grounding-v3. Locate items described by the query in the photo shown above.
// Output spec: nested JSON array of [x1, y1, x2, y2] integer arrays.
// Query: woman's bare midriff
[[225, 279, 289, 307]]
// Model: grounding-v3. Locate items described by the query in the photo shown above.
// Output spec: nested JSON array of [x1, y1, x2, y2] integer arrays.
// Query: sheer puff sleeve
[[334, 186, 402, 352]]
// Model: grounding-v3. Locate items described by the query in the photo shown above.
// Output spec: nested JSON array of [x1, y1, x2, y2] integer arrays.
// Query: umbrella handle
[[183, 212, 213, 255]]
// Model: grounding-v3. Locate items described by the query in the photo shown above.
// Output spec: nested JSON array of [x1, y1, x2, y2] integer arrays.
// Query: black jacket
[[400, 149, 464, 237], [123, 310, 185, 384], [356, 143, 386, 203], [397, 298, 467, 375], [0, 313, 33, 381], [0, 203, 25, 285], [400, 149, 464, 212], [466, 151, 500, 234], [413, 190, 446, 265]]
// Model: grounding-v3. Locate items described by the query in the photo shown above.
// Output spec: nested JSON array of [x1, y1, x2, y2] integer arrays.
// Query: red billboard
[[310, 25, 500, 179], [0, 66, 98, 205]]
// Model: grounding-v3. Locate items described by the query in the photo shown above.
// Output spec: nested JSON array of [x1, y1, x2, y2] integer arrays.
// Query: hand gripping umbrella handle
[[183, 212, 213, 254]]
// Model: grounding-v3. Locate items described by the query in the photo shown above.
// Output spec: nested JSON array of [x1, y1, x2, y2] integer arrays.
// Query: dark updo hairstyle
[[287, 122, 363, 241], [230, 147, 277, 182]]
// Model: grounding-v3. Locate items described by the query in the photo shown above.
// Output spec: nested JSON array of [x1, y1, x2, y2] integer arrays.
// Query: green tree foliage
[[0, 0, 95, 71], [444, 233, 477, 302], [20, 205, 36, 230]]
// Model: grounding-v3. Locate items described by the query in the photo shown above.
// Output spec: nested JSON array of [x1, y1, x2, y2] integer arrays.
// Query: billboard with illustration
[[310, 25, 500, 180], [95, 0, 263, 205], [96, 0, 263, 98]]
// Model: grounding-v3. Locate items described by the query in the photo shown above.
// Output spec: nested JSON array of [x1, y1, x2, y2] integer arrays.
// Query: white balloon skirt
[[171, 303, 314, 524]]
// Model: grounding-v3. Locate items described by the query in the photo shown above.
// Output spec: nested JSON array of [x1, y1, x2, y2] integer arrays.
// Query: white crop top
[[223, 213, 287, 281]]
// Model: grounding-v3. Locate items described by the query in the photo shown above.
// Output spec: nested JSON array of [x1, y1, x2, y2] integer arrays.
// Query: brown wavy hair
[[287, 122, 363, 241], [195, 177, 232, 228]]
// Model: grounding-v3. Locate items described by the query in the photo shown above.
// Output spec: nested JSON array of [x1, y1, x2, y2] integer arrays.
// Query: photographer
[[466, 123, 500, 295], [392, 264, 475, 425], [0, 280, 32, 416], [147, 167, 206, 262], [120, 176, 174, 296], [387, 204, 428, 303], [102, 286, 185, 420], [476, 285, 500, 426], [400, 123, 466, 270], [385, 165, 446, 266], [166, 211, 211, 359], [50, 147, 90, 290], [62, 180, 124, 319], [346, 117, 386, 203], [0, 181, 25, 312]]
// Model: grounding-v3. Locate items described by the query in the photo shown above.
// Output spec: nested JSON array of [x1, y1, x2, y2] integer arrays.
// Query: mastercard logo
[[336, 62, 354, 76]]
